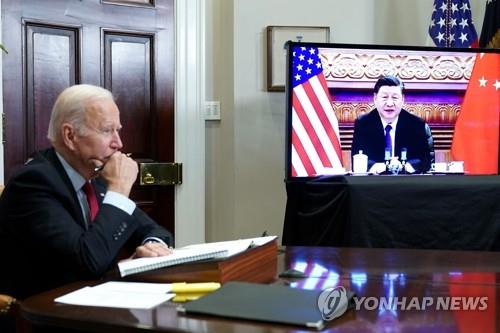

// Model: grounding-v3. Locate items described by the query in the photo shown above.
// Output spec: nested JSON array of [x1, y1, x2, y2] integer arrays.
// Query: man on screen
[[351, 75, 434, 174]]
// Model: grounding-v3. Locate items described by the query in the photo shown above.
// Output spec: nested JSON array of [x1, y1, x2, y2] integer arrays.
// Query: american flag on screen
[[290, 46, 343, 177], [428, 0, 478, 47]]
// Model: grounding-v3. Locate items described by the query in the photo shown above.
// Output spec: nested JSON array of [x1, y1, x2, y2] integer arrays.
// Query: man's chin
[[88, 158, 104, 169], [383, 113, 397, 121]]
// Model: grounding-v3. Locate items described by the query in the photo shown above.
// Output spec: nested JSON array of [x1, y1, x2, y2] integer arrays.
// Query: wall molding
[[175, 0, 206, 246]]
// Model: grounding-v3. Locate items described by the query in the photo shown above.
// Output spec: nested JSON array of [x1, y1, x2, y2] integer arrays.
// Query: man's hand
[[131, 242, 173, 259], [388, 157, 403, 174], [404, 163, 416, 173], [100, 152, 138, 197], [369, 163, 387, 174]]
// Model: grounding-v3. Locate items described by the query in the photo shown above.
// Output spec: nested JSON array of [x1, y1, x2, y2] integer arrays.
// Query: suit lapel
[[394, 110, 410, 155], [93, 178, 106, 206], [39, 148, 88, 228], [370, 110, 386, 152]]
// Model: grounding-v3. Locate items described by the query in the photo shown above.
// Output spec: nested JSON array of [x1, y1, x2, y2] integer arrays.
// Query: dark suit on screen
[[0, 148, 172, 299], [351, 109, 434, 173]]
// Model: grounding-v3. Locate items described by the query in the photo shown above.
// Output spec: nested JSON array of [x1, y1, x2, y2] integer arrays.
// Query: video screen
[[285, 42, 500, 179]]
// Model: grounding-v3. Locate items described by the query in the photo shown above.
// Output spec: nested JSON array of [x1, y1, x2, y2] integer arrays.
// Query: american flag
[[290, 46, 343, 177], [428, 0, 479, 47]]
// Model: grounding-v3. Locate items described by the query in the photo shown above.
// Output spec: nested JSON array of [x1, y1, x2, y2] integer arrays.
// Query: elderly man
[[0, 84, 173, 299], [351, 75, 434, 174]]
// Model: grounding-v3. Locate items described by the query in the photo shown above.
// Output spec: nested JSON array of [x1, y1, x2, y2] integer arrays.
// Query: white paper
[[91, 281, 173, 293], [55, 282, 174, 309]]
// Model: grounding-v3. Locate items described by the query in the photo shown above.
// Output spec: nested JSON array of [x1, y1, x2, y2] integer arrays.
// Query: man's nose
[[111, 131, 123, 149]]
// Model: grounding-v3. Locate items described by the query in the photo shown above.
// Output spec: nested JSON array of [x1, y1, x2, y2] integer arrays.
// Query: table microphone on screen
[[400, 148, 408, 174], [382, 149, 391, 174]]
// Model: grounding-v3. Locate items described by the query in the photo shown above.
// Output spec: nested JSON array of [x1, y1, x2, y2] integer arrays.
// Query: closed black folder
[[177, 281, 326, 329]]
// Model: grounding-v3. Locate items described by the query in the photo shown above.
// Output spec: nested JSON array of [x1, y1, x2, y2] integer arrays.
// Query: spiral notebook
[[118, 247, 229, 277]]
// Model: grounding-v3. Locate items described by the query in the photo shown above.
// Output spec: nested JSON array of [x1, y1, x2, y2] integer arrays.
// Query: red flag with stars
[[451, 53, 500, 174]]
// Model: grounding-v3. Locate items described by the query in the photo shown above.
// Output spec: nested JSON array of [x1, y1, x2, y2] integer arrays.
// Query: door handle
[[139, 162, 182, 186]]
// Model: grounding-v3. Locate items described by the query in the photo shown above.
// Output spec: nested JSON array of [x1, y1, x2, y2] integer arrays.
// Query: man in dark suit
[[0, 84, 173, 299], [351, 76, 434, 174]]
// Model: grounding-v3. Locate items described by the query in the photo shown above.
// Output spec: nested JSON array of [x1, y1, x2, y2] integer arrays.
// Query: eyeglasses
[[376, 93, 403, 103], [82, 125, 122, 138]]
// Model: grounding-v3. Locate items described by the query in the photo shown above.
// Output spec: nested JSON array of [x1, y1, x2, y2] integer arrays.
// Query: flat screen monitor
[[285, 42, 500, 179]]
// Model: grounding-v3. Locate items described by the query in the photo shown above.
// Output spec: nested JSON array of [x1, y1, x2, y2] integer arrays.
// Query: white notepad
[[118, 247, 229, 277], [118, 236, 277, 277]]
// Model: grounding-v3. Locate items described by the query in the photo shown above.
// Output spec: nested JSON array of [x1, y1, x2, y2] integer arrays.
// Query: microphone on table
[[400, 148, 408, 174]]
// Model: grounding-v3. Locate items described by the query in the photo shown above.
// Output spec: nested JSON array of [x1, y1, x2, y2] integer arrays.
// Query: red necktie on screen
[[82, 181, 99, 222], [385, 124, 392, 156]]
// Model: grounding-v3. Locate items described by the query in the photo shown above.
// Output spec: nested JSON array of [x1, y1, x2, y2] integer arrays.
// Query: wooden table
[[18, 247, 500, 332]]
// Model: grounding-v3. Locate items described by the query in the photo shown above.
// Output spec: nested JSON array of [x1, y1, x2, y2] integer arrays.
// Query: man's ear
[[61, 123, 77, 151]]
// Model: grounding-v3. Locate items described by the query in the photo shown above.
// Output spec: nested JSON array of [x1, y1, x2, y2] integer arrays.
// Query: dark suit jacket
[[0, 148, 172, 299], [351, 109, 433, 173]]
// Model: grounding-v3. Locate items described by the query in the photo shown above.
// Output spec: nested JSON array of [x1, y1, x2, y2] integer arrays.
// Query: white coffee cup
[[448, 161, 464, 173], [431, 162, 447, 173]]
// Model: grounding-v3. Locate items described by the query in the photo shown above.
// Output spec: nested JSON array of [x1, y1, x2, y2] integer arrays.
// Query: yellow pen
[[172, 292, 207, 303], [171, 282, 221, 294]]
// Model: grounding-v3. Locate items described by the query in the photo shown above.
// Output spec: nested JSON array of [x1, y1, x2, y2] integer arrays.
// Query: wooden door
[[2, 0, 175, 235]]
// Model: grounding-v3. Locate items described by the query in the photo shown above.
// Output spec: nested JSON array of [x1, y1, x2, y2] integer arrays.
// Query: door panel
[[103, 31, 153, 157], [2, 0, 175, 235], [26, 23, 80, 154]]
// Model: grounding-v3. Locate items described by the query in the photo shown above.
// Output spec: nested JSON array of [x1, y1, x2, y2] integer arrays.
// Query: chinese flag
[[451, 53, 500, 174]]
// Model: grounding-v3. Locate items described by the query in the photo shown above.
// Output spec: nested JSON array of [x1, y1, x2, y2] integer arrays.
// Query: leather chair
[[425, 123, 436, 165], [0, 294, 16, 315], [0, 184, 17, 331]]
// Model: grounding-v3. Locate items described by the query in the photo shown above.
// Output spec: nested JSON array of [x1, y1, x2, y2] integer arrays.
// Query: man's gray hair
[[47, 84, 114, 143]]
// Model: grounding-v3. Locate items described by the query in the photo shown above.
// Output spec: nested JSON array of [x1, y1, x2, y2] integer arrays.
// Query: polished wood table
[[18, 247, 500, 332]]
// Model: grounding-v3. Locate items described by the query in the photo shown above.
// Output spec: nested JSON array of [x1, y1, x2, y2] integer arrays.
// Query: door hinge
[[2, 113, 5, 144]]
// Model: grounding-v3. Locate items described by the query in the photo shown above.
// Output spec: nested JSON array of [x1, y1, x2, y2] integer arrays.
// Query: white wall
[[204, 0, 487, 242], [205, 0, 236, 241], [232, 0, 378, 240]]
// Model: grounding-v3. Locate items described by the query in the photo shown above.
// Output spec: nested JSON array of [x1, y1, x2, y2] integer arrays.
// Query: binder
[[126, 237, 278, 284], [177, 281, 326, 329]]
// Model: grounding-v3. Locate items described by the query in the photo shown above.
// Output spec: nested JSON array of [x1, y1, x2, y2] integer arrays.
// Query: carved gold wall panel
[[319, 49, 475, 84]]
